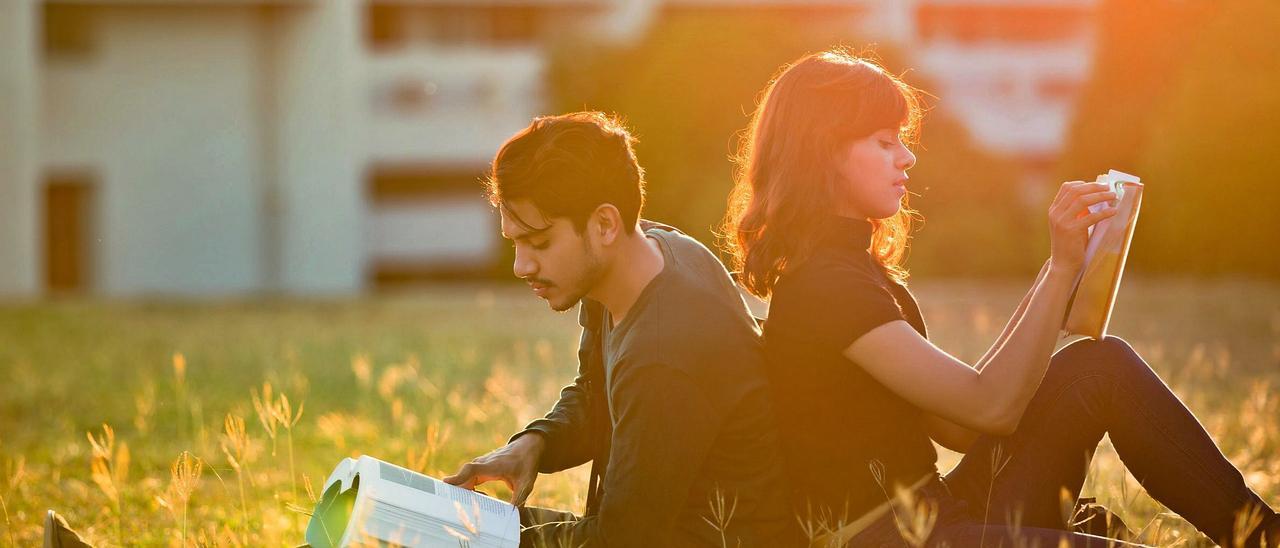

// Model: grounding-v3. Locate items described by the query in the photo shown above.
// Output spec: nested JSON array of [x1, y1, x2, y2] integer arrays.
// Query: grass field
[[0, 279, 1276, 546]]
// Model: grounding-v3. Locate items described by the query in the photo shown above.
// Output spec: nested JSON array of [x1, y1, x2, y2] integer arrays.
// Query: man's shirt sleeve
[[521, 361, 719, 547], [510, 303, 602, 473]]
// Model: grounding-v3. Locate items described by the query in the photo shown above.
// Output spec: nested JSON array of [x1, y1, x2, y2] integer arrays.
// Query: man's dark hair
[[484, 111, 646, 233]]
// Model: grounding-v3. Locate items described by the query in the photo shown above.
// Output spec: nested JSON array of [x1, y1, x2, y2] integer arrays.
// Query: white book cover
[[305, 455, 520, 548]]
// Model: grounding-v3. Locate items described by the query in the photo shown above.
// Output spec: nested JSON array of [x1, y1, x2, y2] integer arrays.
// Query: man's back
[[586, 224, 791, 546]]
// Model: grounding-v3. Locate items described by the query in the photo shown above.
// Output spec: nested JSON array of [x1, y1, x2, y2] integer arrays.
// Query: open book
[[1062, 169, 1144, 339], [304, 455, 520, 548]]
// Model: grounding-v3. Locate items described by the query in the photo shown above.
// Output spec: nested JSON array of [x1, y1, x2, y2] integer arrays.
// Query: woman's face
[[833, 127, 916, 220]]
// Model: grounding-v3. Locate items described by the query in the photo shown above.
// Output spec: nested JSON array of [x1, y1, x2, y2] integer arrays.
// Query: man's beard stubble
[[548, 240, 606, 313]]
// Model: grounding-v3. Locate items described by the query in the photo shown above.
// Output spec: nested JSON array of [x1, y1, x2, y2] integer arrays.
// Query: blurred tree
[[1059, 0, 1279, 276], [1136, 0, 1280, 276], [907, 104, 1037, 277], [1057, 0, 1210, 178], [547, 10, 844, 248], [546, 10, 1030, 278]]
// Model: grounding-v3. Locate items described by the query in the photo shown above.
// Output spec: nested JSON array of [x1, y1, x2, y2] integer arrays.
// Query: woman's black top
[[763, 215, 938, 523]]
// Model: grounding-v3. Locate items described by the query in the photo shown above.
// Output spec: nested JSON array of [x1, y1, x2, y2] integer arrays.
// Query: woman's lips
[[530, 283, 549, 297]]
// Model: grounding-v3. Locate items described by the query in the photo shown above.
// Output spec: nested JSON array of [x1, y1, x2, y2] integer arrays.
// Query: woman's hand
[[1047, 181, 1118, 275]]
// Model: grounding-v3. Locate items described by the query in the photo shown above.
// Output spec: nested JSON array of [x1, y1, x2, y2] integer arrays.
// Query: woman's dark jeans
[[850, 336, 1278, 547]]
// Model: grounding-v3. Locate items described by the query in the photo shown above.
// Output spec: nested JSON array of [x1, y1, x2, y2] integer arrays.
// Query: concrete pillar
[[0, 0, 41, 298], [271, 0, 366, 293]]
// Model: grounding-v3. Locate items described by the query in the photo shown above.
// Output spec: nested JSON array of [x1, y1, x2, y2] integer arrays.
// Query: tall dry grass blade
[[86, 424, 128, 545], [221, 413, 252, 546], [133, 380, 157, 434], [1231, 504, 1267, 548], [251, 383, 280, 457], [868, 459, 909, 546], [167, 451, 204, 547], [701, 486, 739, 548], [980, 442, 1011, 548], [351, 354, 372, 391], [271, 392, 304, 503], [0, 490, 15, 548], [892, 484, 937, 548]]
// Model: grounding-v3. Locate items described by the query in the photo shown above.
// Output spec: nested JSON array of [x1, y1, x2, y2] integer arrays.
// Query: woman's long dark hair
[[720, 49, 925, 297]]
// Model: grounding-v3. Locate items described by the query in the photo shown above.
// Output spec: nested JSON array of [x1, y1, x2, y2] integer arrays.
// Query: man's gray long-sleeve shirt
[[513, 222, 792, 547]]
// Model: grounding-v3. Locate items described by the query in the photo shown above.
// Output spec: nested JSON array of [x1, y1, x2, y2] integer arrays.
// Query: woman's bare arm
[[846, 264, 1077, 435], [975, 258, 1053, 370], [845, 182, 1115, 435], [925, 258, 1054, 451]]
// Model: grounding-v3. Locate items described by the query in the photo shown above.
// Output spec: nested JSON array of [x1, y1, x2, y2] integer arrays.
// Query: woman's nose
[[898, 146, 917, 171]]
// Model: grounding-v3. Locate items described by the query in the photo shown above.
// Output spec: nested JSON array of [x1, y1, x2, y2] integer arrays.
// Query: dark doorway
[[44, 175, 95, 293]]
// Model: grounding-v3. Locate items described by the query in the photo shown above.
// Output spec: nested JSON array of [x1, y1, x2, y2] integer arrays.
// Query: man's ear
[[588, 204, 624, 246]]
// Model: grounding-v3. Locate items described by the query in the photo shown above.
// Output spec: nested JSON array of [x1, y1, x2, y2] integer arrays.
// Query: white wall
[[0, 0, 41, 297], [41, 6, 268, 295], [270, 0, 365, 294], [366, 198, 497, 270], [365, 47, 545, 166]]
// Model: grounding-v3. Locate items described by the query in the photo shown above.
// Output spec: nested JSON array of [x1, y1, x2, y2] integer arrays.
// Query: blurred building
[[0, 0, 1095, 297], [653, 0, 1096, 185], [1, 0, 609, 297], [890, 0, 1096, 187]]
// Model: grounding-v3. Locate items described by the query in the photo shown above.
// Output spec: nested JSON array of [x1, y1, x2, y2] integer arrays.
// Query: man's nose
[[512, 248, 536, 280]]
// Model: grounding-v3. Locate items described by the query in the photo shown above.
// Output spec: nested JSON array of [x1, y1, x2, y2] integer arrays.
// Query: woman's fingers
[[1069, 190, 1118, 219], [1049, 182, 1092, 215], [1049, 180, 1087, 210], [1069, 204, 1119, 230], [1050, 182, 1112, 218]]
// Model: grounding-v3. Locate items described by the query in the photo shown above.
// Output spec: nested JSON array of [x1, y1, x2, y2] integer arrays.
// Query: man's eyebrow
[[502, 226, 550, 241]]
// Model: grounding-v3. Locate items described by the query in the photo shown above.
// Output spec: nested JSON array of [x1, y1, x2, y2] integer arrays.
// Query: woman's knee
[[1051, 336, 1147, 378]]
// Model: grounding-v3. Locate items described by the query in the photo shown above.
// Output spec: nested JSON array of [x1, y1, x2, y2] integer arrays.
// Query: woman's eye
[[879, 140, 894, 148]]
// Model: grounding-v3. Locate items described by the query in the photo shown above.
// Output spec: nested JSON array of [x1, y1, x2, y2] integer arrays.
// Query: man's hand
[[443, 433, 545, 506]]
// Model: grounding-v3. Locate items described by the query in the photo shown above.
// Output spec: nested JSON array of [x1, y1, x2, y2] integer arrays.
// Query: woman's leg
[[944, 336, 1278, 546], [927, 523, 1147, 547]]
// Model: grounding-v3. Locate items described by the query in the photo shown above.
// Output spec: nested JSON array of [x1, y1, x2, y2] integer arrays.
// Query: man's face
[[500, 200, 605, 312]]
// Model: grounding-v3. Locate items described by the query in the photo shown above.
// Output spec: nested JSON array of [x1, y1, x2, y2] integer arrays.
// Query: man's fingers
[[512, 476, 536, 507], [442, 463, 475, 486], [444, 462, 498, 490]]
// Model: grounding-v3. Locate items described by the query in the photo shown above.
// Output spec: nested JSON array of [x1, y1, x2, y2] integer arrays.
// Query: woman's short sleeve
[[772, 260, 906, 352]]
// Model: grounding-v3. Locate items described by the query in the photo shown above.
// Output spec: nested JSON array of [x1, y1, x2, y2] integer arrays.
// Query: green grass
[[0, 279, 1276, 546]]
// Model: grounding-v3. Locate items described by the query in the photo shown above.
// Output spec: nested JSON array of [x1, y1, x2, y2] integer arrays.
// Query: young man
[[42, 112, 791, 547], [442, 112, 792, 547]]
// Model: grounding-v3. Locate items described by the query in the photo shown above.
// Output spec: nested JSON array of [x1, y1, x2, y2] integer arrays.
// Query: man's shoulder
[[642, 221, 709, 262]]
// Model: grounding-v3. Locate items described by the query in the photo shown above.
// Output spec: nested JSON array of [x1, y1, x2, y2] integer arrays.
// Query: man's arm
[[511, 302, 604, 473], [512, 367, 599, 473], [445, 304, 603, 502], [523, 362, 719, 547]]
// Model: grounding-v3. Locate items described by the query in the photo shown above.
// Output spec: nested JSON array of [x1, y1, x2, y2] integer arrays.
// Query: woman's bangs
[[845, 71, 917, 142]]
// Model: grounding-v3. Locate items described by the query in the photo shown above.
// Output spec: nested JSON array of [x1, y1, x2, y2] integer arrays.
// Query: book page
[[308, 456, 521, 548]]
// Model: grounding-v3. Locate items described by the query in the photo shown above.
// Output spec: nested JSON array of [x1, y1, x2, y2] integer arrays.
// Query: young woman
[[722, 49, 1279, 547]]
